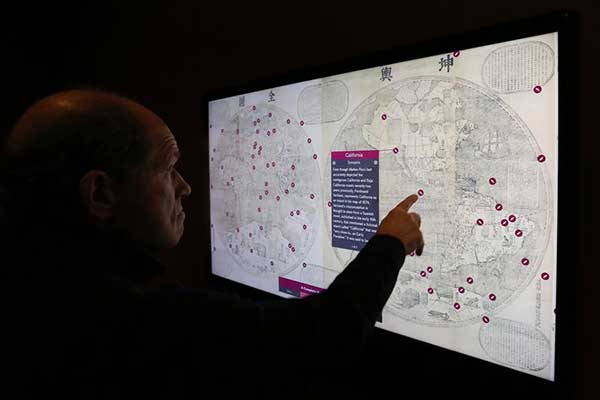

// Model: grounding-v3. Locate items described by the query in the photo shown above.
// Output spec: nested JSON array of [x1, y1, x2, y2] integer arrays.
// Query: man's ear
[[79, 170, 117, 224]]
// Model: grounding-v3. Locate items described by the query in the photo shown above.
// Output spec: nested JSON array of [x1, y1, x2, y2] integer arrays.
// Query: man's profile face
[[111, 103, 191, 255]]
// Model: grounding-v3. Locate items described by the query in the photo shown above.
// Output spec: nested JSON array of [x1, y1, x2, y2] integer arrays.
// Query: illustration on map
[[209, 33, 558, 381]]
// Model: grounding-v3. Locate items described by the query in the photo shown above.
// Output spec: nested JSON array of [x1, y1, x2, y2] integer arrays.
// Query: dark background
[[2, 1, 593, 398]]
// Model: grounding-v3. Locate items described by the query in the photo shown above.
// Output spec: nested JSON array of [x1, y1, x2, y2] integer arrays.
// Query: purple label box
[[279, 277, 324, 298], [331, 150, 379, 251]]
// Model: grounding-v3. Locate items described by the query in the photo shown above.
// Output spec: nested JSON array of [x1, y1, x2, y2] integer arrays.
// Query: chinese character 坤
[[439, 55, 454, 73]]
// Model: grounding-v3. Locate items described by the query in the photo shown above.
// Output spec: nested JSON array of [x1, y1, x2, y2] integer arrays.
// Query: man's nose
[[177, 171, 191, 197]]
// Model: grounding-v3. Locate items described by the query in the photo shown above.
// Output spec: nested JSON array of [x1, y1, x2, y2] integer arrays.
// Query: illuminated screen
[[208, 31, 558, 381]]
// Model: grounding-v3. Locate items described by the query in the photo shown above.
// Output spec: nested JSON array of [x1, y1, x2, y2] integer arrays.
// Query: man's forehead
[[158, 135, 179, 154], [153, 134, 180, 165]]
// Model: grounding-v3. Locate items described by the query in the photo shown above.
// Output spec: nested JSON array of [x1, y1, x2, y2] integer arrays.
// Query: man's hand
[[376, 194, 424, 255]]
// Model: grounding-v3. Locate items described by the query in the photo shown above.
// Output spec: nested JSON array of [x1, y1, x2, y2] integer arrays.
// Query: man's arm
[[132, 195, 423, 371], [255, 234, 406, 368]]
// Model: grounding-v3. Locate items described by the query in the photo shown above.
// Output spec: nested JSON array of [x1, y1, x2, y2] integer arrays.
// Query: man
[[2, 89, 424, 399]]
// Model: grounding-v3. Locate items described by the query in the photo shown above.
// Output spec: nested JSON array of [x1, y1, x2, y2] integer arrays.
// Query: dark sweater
[[7, 224, 405, 399]]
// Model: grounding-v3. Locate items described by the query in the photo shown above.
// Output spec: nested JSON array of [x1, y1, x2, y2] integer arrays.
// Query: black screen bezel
[[204, 10, 578, 393]]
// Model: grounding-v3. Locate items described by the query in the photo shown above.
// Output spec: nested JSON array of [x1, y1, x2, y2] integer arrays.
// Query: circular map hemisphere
[[326, 76, 553, 327], [211, 104, 321, 278]]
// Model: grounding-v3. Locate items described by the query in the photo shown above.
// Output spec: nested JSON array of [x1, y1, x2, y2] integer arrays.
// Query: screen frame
[[204, 10, 578, 394]]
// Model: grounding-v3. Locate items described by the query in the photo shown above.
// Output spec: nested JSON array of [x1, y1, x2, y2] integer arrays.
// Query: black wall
[[2, 1, 593, 398]]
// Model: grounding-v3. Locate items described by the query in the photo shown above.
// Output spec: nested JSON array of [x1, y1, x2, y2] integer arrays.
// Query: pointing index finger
[[396, 194, 419, 212]]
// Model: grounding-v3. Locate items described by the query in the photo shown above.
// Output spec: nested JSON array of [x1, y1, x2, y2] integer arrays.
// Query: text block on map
[[331, 150, 379, 251]]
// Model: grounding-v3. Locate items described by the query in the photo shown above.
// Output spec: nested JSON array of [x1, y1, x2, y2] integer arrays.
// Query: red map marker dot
[[267, 131, 271, 136], [259, 226, 263, 230], [268, 112, 272, 118], [501, 219, 509, 226], [252, 106, 256, 110], [328, 201, 332, 207], [521, 258, 530, 266], [381, 114, 387, 120], [296, 210, 300, 215], [257, 118, 261, 123], [515, 229, 523, 237], [303, 224, 307, 230], [253, 121, 257, 126], [477, 219, 484, 226], [537, 154, 546, 163], [291, 247, 295, 252], [393, 147, 399, 154], [313, 154, 318, 160], [420, 271, 426, 277], [291, 182, 296, 188], [290, 211, 294, 217], [286, 119, 291, 124], [273, 128, 277, 133], [453, 50, 461, 57], [288, 244, 292, 248], [489, 294, 496, 301], [252, 165, 256, 170], [454, 303, 461, 310], [266, 163, 269, 168], [541, 272, 550, 280], [257, 208, 261, 213], [482, 316, 490, 324], [291, 165, 296, 170], [310, 194, 315, 199], [276, 195, 280, 201], [533, 85, 542, 94], [495, 204, 503, 211], [458, 287, 465, 294], [285, 189, 289, 195], [307, 138, 312, 143], [418, 189, 424, 197], [467, 277, 474, 284], [409, 251, 415, 257], [508, 214, 517, 223], [259, 195, 262, 200], [427, 266, 433, 273], [265, 190, 269, 195], [303, 262, 307, 267], [427, 288, 434, 294], [300, 120, 304, 126], [272, 162, 276, 167]]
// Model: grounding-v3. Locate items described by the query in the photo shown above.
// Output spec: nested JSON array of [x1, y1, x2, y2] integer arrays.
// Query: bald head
[[4, 89, 151, 180], [1, 89, 192, 256]]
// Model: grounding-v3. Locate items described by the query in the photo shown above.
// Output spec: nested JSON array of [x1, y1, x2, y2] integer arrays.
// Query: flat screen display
[[208, 31, 558, 381]]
